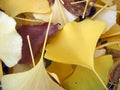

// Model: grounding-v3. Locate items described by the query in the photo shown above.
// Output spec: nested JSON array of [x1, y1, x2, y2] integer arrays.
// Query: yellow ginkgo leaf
[[0, 0, 51, 17], [45, 19, 106, 69], [47, 62, 74, 83], [1, 59, 65, 90], [62, 55, 113, 90]]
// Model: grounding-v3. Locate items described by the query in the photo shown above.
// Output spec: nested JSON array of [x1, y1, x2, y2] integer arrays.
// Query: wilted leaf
[[94, 5, 117, 33], [0, 11, 22, 67], [0, 0, 51, 17], [1, 59, 64, 90], [62, 55, 113, 90], [17, 23, 58, 64], [47, 62, 73, 83], [45, 19, 106, 69]]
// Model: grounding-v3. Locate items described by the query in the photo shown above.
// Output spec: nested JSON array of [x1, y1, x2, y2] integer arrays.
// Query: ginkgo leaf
[[1, 59, 65, 90], [47, 62, 73, 83], [45, 19, 106, 69], [94, 5, 116, 33], [62, 55, 113, 90], [100, 0, 113, 5], [0, 0, 51, 17], [0, 11, 22, 67]]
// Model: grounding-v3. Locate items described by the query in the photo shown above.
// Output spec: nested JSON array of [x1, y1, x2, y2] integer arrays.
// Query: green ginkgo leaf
[[62, 55, 113, 90]]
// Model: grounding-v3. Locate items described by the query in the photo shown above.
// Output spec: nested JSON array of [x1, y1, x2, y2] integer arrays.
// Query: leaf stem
[[82, 0, 89, 19], [92, 69, 108, 90], [41, 13, 53, 59], [91, 4, 107, 19], [27, 35, 36, 67]]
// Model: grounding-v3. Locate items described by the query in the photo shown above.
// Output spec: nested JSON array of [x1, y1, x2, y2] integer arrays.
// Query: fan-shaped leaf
[[45, 19, 106, 69], [1, 59, 64, 90]]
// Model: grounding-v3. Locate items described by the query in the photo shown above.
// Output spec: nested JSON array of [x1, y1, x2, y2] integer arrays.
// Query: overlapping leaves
[[63, 55, 113, 90], [45, 19, 112, 89], [0, 0, 118, 89]]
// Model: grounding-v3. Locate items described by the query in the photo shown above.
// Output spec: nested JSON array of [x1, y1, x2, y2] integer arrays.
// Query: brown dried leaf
[[17, 23, 58, 64]]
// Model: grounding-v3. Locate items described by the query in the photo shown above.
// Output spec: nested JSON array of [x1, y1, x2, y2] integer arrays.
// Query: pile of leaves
[[0, 0, 120, 90]]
